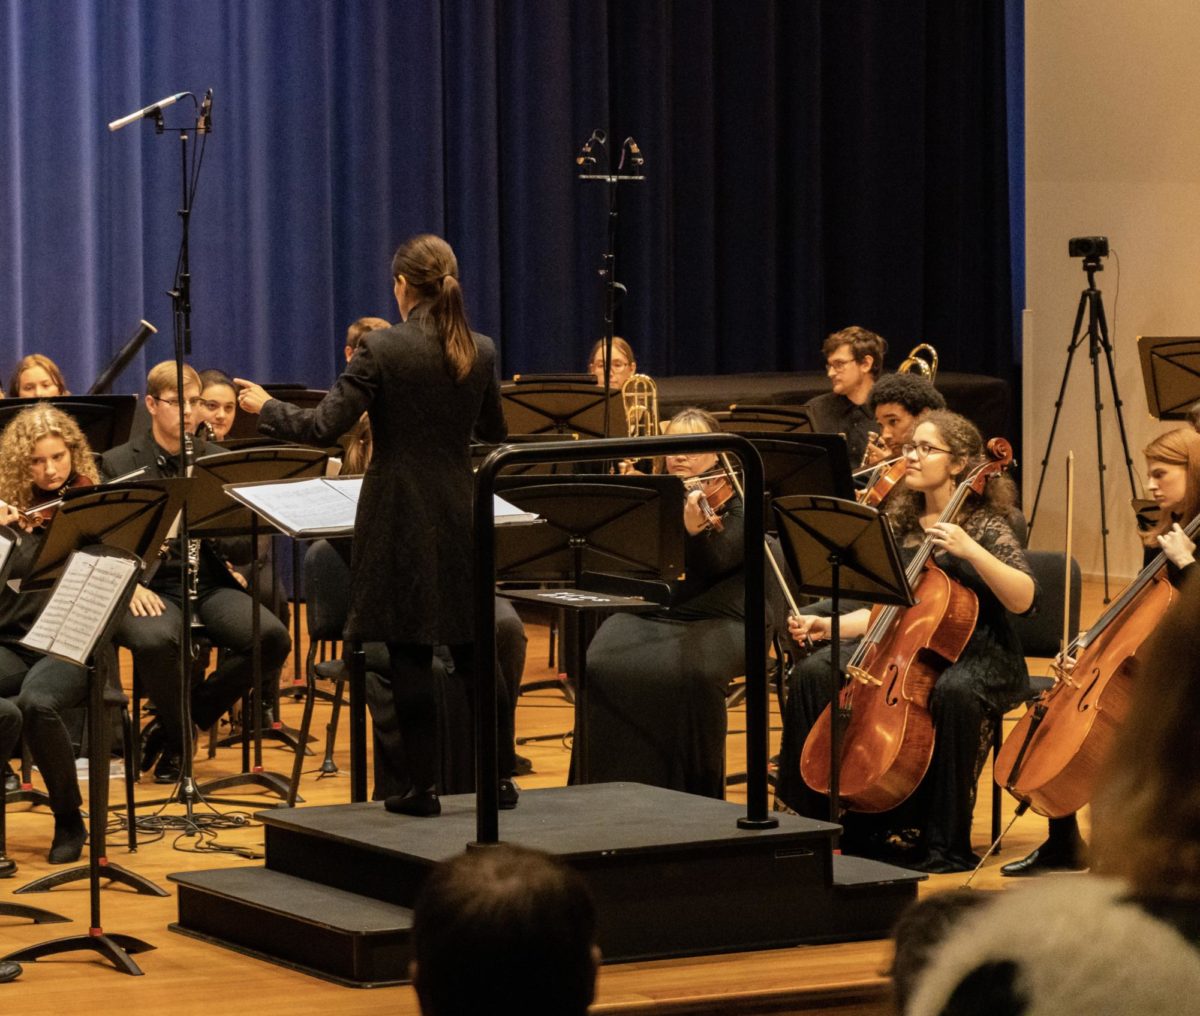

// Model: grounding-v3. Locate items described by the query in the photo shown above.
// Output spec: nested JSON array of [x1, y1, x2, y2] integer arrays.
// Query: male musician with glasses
[[101, 361, 291, 783], [804, 326, 887, 465]]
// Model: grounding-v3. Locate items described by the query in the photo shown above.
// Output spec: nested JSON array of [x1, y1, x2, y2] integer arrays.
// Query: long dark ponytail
[[391, 234, 477, 382]]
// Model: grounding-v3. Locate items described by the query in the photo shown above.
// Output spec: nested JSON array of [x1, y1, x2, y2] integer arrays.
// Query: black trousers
[[0, 645, 88, 816], [114, 584, 292, 750]]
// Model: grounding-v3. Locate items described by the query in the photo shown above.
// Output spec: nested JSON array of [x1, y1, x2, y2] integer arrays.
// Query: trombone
[[897, 342, 938, 382]]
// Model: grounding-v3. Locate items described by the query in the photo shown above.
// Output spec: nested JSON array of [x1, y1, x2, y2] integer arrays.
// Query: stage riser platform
[[171, 784, 922, 987]]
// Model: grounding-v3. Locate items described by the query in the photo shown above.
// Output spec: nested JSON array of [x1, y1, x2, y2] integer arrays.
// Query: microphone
[[197, 88, 213, 134], [108, 92, 188, 132], [576, 129, 607, 166]]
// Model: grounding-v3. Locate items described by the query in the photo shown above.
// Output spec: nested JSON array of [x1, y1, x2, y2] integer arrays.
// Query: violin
[[800, 437, 1014, 812], [994, 509, 1198, 818], [682, 468, 736, 532], [856, 456, 907, 508], [21, 473, 95, 528]]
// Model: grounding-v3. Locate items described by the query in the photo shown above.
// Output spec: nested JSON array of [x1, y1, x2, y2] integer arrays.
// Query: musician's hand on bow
[[232, 379, 273, 415], [1159, 522, 1196, 569], [0, 500, 21, 528], [788, 613, 831, 644], [863, 432, 890, 466], [926, 522, 979, 561], [129, 584, 165, 618]]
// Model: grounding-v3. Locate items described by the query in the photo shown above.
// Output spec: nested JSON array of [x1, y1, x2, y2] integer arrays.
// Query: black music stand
[[714, 405, 816, 434], [493, 475, 686, 780], [1137, 335, 1200, 420], [222, 475, 360, 802], [13, 488, 184, 900], [0, 528, 68, 927], [2, 541, 156, 975], [181, 447, 327, 804], [500, 381, 625, 437], [472, 432, 583, 476], [772, 495, 912, 825], [0, 395, 137, 456]]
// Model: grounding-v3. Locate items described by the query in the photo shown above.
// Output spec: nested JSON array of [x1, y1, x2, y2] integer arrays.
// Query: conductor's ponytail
[[391, 235, 477, 383]]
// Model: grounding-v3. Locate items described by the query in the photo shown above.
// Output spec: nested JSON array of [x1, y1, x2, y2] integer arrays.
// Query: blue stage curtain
[[0, 1, 1019, 396]]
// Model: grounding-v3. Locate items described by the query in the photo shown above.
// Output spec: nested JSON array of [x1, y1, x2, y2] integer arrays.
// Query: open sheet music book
[[20, 549, 139, 666], [225, 476, 540, 536]]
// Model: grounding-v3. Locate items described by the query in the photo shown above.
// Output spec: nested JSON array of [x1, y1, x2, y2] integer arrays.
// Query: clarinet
[[183, 430, 205, 632]]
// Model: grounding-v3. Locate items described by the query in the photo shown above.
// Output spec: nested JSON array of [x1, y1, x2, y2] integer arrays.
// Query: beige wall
[[1024, 1, 1200, 583]]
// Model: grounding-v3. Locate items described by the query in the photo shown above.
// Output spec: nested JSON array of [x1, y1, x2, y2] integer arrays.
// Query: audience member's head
[[588, 337, 637, 388], [145, 361, 202, 454], [889, 890, 994, 1013], [8, 354, 70, 399], [1091, 566, 1200, 900], [345, 316, 391, 364], [196, 369, 238, 440], [822, 326, 886, 403], [411, 844, 598, 1016], [868, 372, 947, 454]]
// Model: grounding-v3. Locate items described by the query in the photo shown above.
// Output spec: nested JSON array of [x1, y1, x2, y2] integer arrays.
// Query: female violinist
[[579, 407, 776, 798], [1001, 427, 1200, 877], [777, 410, 1037, 873], [0, 405, 100, 864], [7, 353, 70, 399]]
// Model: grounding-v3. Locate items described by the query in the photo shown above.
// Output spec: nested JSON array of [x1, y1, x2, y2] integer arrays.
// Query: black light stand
[[1028, 251, 1138, 602], [576, 129, 645, 436]]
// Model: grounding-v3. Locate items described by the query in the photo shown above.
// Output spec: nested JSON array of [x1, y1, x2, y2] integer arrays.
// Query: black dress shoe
[[0, 855, 16, 878], [0, 960, 21, 984], [384, 788, 441, 817], [3, 764, 18, 794], [1000, 839, 1088, 877], [499, 778, 520, 810], [48, 810, 87, 864], [512, 753, 534, 777], [153, 752, 182, 785], [139, 718, 166, 773]]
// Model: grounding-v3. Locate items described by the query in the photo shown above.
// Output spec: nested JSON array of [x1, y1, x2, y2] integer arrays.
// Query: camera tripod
[[1028, 255, 1138, 602]]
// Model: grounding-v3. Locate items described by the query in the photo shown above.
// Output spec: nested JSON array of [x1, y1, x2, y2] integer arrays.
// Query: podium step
[[169, 866, 413, 987]]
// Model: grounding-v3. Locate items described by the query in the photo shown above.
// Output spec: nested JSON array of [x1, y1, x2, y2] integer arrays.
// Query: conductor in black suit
[[236, 234, 514, 817]]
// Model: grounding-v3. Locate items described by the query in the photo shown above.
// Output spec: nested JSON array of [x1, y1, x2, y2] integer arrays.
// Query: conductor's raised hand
[[233, 379, 273, 415]]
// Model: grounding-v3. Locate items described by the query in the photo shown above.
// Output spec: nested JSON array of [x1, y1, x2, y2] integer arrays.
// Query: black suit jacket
[[259, 315, 505, 643]]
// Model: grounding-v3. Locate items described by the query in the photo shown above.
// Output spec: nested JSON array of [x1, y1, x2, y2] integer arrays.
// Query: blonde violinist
[[579, 407, 777, 798]]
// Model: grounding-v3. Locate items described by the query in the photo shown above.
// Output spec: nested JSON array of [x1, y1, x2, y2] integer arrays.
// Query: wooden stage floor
[[1, 583, 1108, 1015]]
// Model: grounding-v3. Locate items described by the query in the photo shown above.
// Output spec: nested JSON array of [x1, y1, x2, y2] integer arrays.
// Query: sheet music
[[493, 495, 541, 527], [227, 477, 362, 536], [21, 552, 137, 665]]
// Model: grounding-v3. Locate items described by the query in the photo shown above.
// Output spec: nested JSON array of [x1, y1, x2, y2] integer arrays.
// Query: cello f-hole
[[1075, 670, 1102, 713], [885, 666, 901, 706]]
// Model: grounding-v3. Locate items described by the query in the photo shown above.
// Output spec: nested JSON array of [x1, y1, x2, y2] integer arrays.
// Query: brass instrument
[[621, 373, 659, 437], [897, 342, 939, 382]]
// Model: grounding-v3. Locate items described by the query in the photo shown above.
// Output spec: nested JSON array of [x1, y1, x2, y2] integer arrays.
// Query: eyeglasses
[[901, 441, 953, 459], [153, 396, 201, 411], [591, 359, 630, 370], [825, 358, 858, 373]]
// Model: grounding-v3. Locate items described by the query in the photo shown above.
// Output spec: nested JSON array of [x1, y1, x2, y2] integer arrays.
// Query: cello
[[800, 438, 1014, 812], [993, 512, 1198, 818]]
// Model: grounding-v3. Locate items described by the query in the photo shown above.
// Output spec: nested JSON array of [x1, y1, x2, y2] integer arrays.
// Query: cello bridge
[[847, 665, 881, 687]]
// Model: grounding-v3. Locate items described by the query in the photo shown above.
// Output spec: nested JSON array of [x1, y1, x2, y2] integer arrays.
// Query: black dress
[[776, 504, 1037, 870], [258, 314, 506, 643], [578, 494, 758, 798]]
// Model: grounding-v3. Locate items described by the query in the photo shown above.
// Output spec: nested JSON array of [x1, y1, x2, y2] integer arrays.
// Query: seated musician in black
[[0, 405, 101, 864], [805, 326, 887, 465], [777, 411, 1037, 873], [862, 371, 946, 467], [579, 407, 770, 798], [1002, 426, 1200, 877], [102, 361, 291, 783]]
